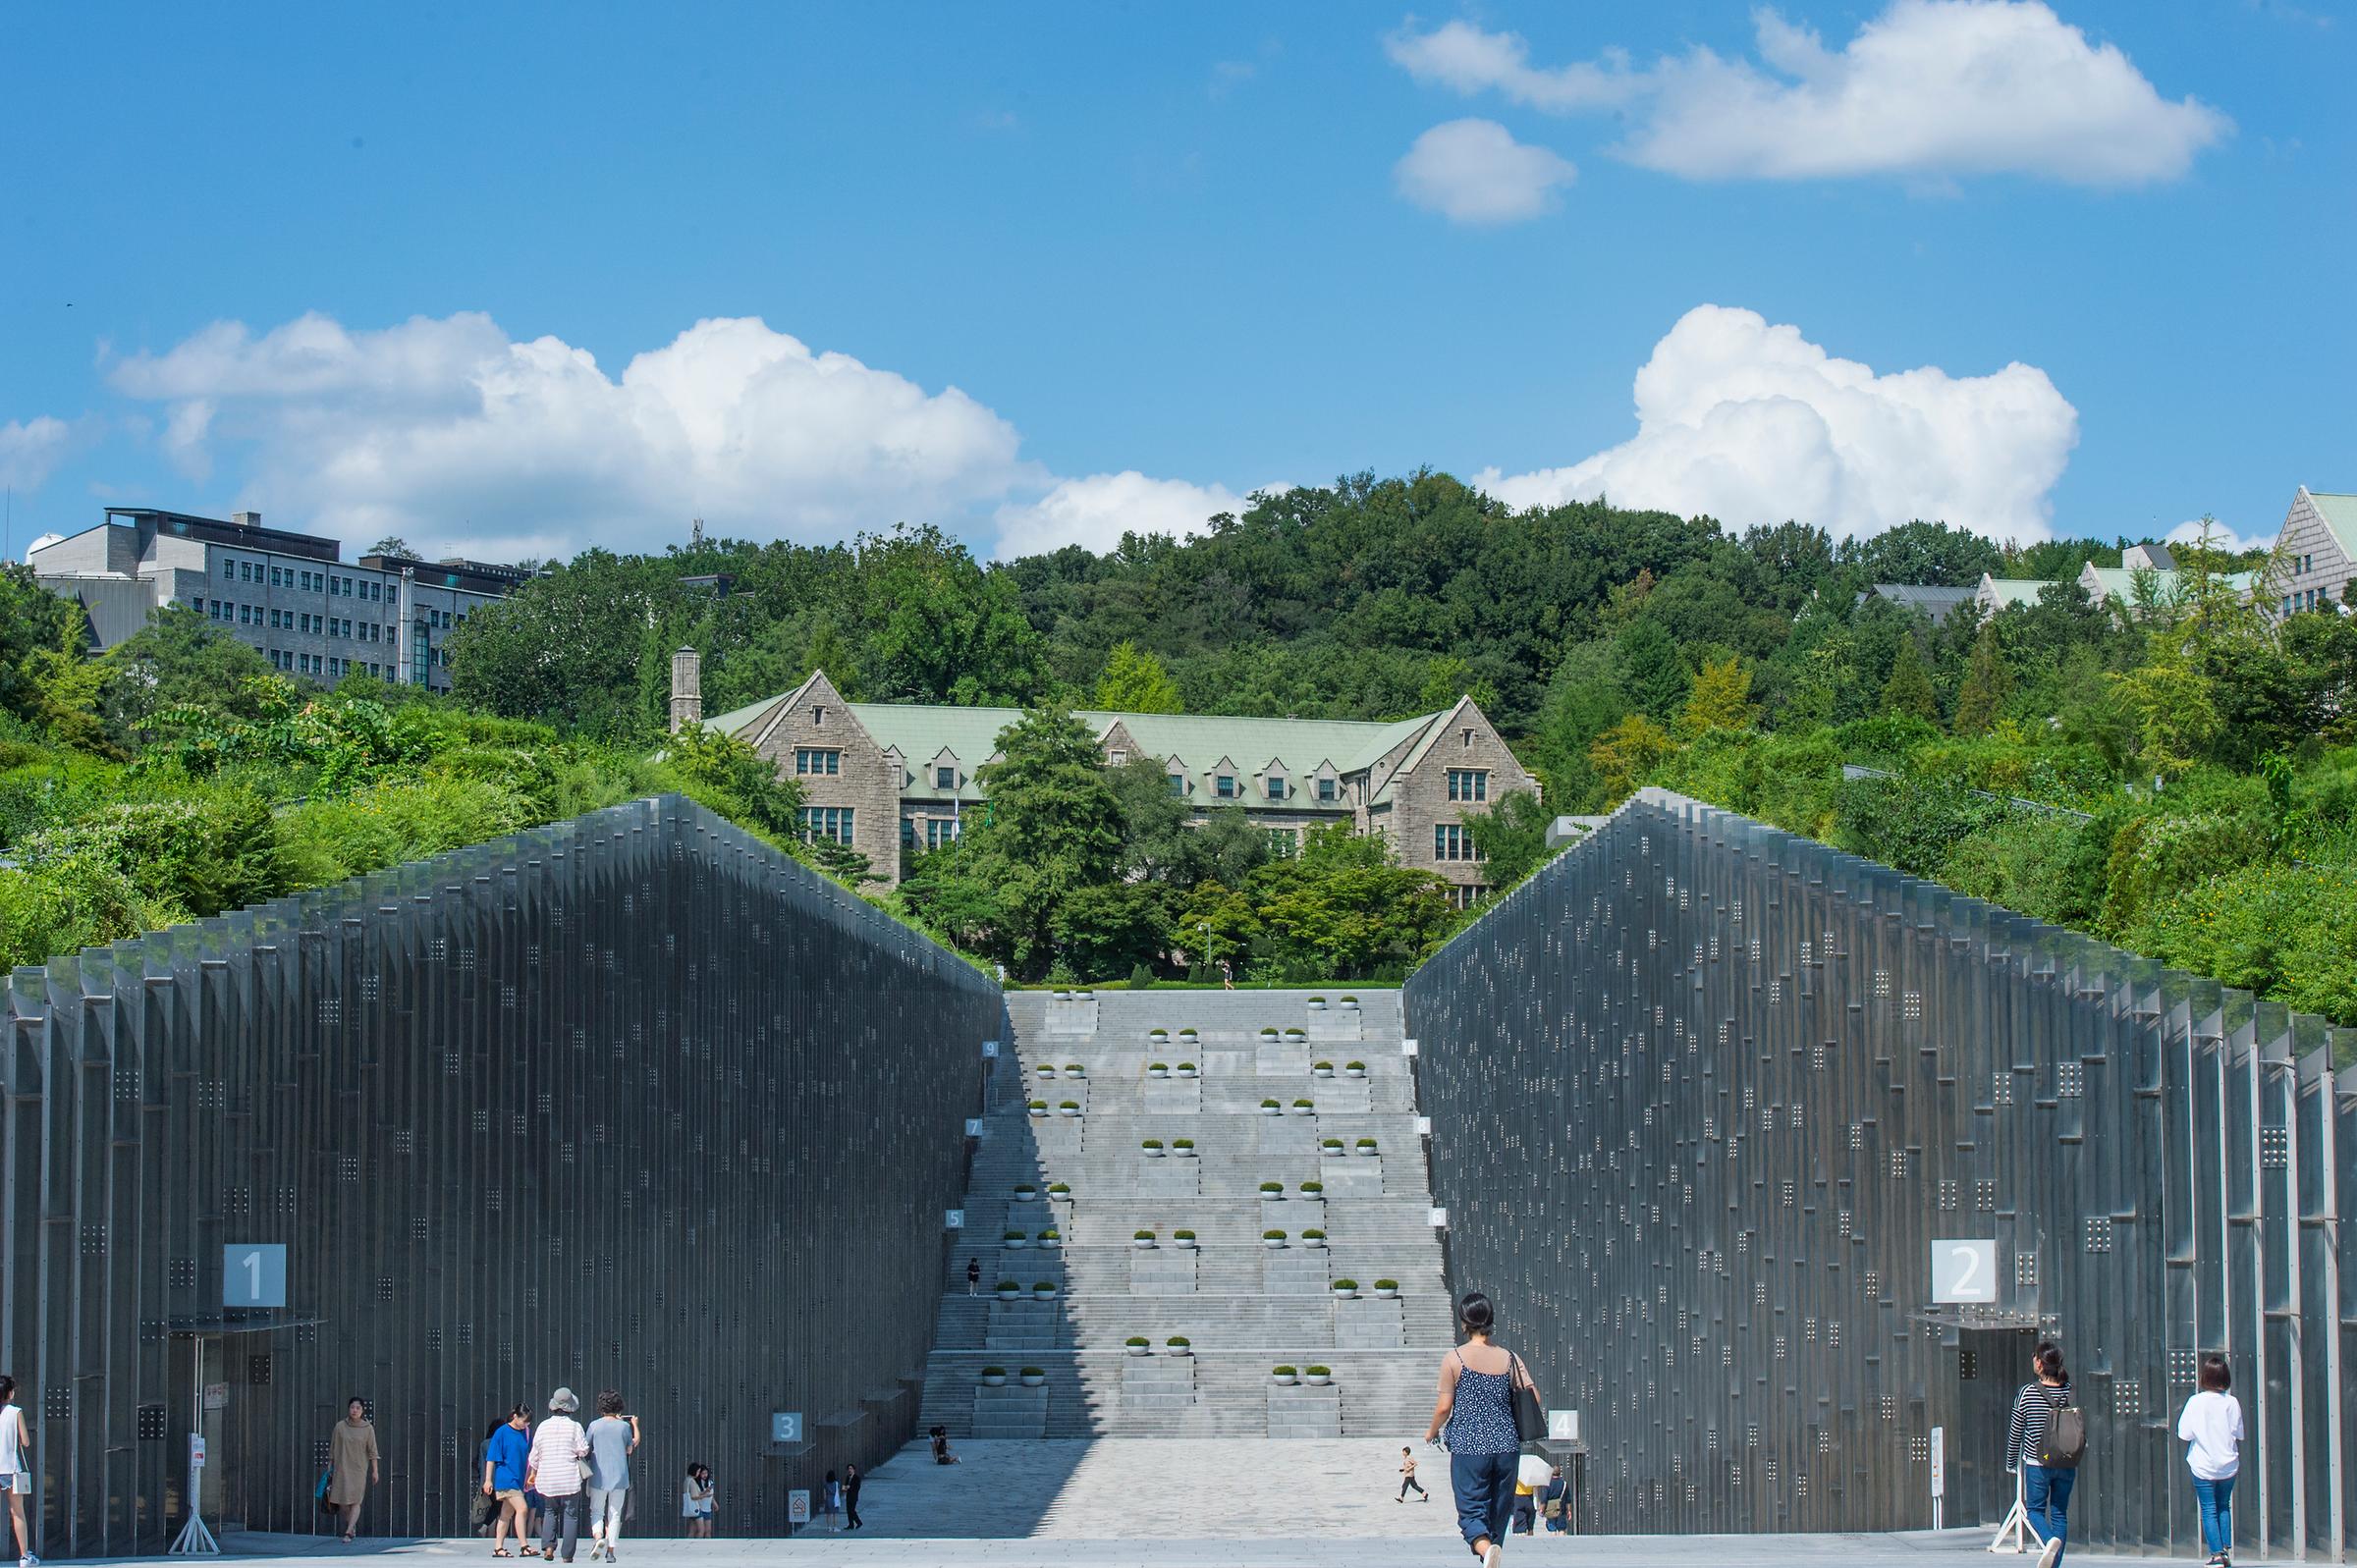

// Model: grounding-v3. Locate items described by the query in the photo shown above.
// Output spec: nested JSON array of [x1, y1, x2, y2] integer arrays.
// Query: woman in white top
[[680, 1464, 713, 1540], [0, 1376, 35, 1568], [2176, 1354, 2244, 1568]]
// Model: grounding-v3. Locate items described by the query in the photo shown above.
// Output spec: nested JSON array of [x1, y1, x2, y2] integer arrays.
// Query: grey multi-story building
[[27, 506, 530, 691]]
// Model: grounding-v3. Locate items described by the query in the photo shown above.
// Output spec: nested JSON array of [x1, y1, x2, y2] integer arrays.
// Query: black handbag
[[1509, 1354, 1546, 1445]]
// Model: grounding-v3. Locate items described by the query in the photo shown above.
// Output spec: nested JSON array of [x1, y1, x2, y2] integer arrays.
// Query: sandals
[[494, 1551, 513, 1558]]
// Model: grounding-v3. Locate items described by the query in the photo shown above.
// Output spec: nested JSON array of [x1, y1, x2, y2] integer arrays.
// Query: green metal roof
[[709, 677, 1448, 806], [2308, 491, 2357, 562], [1980, 576, 2052, 607]]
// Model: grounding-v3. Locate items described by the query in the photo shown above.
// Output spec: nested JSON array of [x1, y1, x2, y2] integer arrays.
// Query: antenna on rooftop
[[691, 516, 704, 547]]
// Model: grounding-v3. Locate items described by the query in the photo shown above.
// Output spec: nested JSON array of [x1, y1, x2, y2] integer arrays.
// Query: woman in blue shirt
[[481, 1406, 532, 1557], [1422, 1292, 1539, 1568]]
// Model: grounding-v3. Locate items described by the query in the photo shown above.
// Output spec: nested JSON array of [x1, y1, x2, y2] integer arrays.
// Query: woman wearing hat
[[526, 1389, 590, 1563]]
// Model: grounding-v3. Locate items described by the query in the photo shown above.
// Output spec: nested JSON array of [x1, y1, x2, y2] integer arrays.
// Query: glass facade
[[1406, 787, 2357, 1553], [0, 794, 1001, 1554]]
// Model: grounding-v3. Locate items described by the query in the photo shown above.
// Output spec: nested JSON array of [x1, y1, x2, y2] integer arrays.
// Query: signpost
[[789, 1489, 811, 1530], [175, 1244, 293, 1553], [1930, 1426, 1946, 1531]]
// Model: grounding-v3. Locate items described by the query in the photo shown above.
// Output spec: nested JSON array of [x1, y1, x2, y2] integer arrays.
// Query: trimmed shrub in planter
[[1148, 1062, 1170, 1078], [1178, 1027, 1198, 1039], [1271, 1365, 1298, 1385], [1304, 1365, 1333, 1385], [1047, 1182, 1070, 1197], [980, 1367, 1009, 1386], [1308, 996, 1327, 1007], [1166, 1336, 1191, 1354], [1312, 1060, 1335, 1077], [1262, 1229, 1287, 1248], [1173, 1229, 1197, 1248], [1344, 1060, 1366, 1077], [1013, 1185, 1039, 1201], [1331, 1278, 1358, 1298], [1132, 1229, 1156, 1248], [1141, 1139, 1165, 1157], [1148, 1028, 1169, 1040], [1340, 996, 1359, 1007], [1356, 1137, 1379, 1156], [1299, 1181, 1324, 1198], [1321, 1138, 1343, 1153], [1003, 1229, 1029, 1247], [1058, 1101, 1081, 1116], [1028, 1101, 1049, 1116], [1038, 1228, 1062, 1247], [1290, 1099, 1315, 1115], [1173, 1138, 1195, 1157], [1283, 1027, 1306, 1040], [1301, 1228, 1327, 1248], [996, 1280, 1020, 1296], [1259, 1099, 1283, 1115], [1176, 1062, 1198, 1078], [1374, 1278, 1398, 1298], [1064, 1063, 1084, 1078], [1019, 1368, 1047, 1386], [1259, 1027, 1279, 1039], [1036, 1065, 1055, 1078], [1259, 1181, 1285, 1196], [1032, 1280, 1058, 1298], [1125, 1336, 1151, 1356]]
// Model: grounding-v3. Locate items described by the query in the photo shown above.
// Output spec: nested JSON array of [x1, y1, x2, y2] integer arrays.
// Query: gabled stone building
[[672, 662, 1536, 902]]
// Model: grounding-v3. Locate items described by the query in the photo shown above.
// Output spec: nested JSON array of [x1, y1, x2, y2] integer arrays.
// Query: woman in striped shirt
[[2004, 1342, 2076, 1568]]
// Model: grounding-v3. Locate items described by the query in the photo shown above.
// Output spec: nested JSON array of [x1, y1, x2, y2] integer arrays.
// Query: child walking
[[1397, 1445, 1429, 1502]]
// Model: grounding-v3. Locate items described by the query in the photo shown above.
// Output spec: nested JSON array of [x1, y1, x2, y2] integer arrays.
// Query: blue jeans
[[2192, 1474, 2235, 1555], [1450, 1450, 1517, 1549], [2023, 1464, 2076, 1562]]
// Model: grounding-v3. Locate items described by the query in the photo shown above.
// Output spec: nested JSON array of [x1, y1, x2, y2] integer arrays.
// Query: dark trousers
[[2023, 1464, 2076, 1563], [1449, 1451, 1517, 1549], [540, 1490, 582, 1561], [846, 1487, 862, 1530], [1510, 1495, 1535, 1535], [1399, 1476, 1427, 1499], [2192, 1474, 2234, 1556]]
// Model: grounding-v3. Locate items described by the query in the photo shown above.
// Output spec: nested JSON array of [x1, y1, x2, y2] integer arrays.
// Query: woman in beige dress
[[328, 1397, 380, 1541]]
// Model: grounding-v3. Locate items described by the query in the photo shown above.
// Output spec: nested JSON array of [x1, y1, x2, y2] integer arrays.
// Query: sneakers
[[1482, 1544, 1505, 1568], [2033, 1539, 2062, 1568], [604, 1547, 616, 1563]]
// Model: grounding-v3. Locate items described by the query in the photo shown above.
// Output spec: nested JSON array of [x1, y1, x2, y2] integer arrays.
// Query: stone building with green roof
[[672, 657, 1535, 899], [2271, 484, 2356, 617]]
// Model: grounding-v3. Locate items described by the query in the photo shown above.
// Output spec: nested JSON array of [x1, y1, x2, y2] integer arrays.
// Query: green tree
[[1589, 714, 1674, 804], [99, 604, 277, 745], [0, 561, 74, 728], [21, 604, 118, 756], [1675, 656, 1755, 738], [1879, 635, 1940, 722], [658, 723, 807, 844], [1094, 640, 1183, 713], [1462, 788, 1560, 893], [1950, 620, 2010, 735]]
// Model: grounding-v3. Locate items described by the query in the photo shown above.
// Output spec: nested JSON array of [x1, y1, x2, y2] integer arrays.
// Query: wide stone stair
[[918, 988, 1451, 1438]]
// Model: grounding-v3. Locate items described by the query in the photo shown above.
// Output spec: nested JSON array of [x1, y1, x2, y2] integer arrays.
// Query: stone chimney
[[669, 646, 703, 733], [231, 511, 261, 528]]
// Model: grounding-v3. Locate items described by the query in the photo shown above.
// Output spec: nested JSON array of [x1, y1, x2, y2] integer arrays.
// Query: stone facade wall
[[743, 672, 905, 886], [1384, 697, 1538, 892], [2272, 490, 2347, 615]]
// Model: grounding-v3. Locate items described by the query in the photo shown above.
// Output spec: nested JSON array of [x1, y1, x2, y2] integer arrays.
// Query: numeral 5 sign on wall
[[224, 1244, 288, 1308]]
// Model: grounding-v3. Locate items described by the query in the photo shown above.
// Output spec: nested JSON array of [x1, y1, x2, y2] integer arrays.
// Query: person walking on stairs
[[842, 1463, 863, 1531], [965, 1258, 981, 1296], [1397, 1446, 1429, 1503], [1423, 1290, 1539, 1568]]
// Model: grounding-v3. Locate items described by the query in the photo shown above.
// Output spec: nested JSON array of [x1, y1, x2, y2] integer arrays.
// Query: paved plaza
[[169, 1440, 2227, 1565]]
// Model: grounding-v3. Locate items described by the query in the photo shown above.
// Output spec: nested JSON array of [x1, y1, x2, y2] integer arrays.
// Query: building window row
[[1447, 884, 1487, 910], [1447, 768, 1489, 802], [1435, 823, 1482, 862], [795, 748, 841, 777], [903, 817, 961, 850], [2284, 587, 2333, 616], [799, 806, 855, 844]]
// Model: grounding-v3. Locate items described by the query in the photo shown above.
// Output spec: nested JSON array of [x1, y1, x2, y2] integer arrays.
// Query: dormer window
[[1318, 778, 1338, 803], [1216, 774, 1237, 799], [1110, 749, 1127, 767], [936, 765, 957, 789], [1167, 774, 1186, 797], [1265, 776, 1285, 800]]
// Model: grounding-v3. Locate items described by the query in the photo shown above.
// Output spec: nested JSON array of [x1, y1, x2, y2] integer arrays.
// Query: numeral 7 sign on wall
[[224, 1244, 288, 1308]]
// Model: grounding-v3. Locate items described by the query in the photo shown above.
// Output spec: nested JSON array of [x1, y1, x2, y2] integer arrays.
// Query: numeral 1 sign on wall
[[224, 1243, 288, 1308]]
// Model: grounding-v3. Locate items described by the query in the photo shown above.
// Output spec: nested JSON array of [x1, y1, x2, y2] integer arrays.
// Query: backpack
[[2037, 1388, 2086, 1469]]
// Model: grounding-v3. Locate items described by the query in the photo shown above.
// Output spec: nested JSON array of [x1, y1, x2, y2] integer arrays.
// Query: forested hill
[[444, 469, 2240, 781]]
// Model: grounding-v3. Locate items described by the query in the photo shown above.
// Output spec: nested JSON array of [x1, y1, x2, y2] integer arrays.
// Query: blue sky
[[1, 1, 2350, 566]]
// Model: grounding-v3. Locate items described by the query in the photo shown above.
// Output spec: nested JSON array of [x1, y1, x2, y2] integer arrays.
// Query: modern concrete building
[[682, 666, 1538, 902], [2270, 484, 2357, 616], [27, 506, 530, 690]]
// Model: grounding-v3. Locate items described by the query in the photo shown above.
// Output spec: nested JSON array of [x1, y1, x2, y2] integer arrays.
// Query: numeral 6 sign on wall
[[224, 1244, 288, 1308]]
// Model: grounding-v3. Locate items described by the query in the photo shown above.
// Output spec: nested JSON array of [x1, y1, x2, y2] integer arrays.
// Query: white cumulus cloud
[[107, 311, 1034, 563], [1475, 304, 2078, 541], [1389, 1, 2229, 187], [0, 415, 76, 493], [993, 471, 1256, 561], [1395, 118, 1577, 224], [2167, 517, 2274, 555]]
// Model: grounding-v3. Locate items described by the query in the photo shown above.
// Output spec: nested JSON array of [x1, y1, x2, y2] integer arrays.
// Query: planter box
[[1058, 1108, 1081, 1117], [1305, 1373, 1332, 1386], [1003, 1238, 1030, 1249], [1019, 1374, 1046, 1387], [1132, 1238, 1156, 1249], [1141, 1147, 1165, 1158], [1176, 1067, 1198, 1079], [1376, 1285, 1398, 1299], [1270, 1373, 1297, 1386], [1174, 1147, 1196, 1159], [1147, 1067, 1169, 1079], [1259, 1107, 1283, 1116], [1312, 1066, 1335, 1078], [1288, 1105, 1315, 1116], [1174, 1237, 1197, 1249], [1012, 1192, 1040, 1203], [1331, 1286, 1356, 1299], [980, 1373, 1008, 1387], [1357, 1145, 1379, 1156], [1126, 1345, 1152, 1357], [1032, 1288, 1058, 1299], [1345, 1066, 1366, 1078], [1261, 1237, 1286, 1249]]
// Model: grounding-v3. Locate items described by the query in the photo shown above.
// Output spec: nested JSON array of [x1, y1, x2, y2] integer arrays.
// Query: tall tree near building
[[1951, 621, 2010, 735], [1676, 656, 1756, 737], [1094, 641, 1183, 714], [1879, 635, 1940, 722]]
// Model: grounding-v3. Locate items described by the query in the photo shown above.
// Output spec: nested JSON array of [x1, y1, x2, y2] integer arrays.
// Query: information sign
[[788, 1489, 811, 1524], [223, 1243, 287, 1308], [1930, 1238, 1998, 1303], [1547, 1409, 1580, 1442], [203, 1382, 229, 1412], [771, 1411, 803, 1444]]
